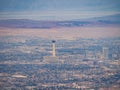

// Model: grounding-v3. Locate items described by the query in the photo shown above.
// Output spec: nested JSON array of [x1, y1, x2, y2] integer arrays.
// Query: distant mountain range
[[90, 14, 120, 22], [0, 14, 120, 29]]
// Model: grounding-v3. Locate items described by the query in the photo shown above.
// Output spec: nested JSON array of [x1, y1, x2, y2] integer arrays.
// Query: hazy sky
[[0, 0, 120, 20]]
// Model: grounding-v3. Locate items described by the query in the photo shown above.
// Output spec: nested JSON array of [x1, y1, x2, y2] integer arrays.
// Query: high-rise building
[[102, 47, 109, 60]]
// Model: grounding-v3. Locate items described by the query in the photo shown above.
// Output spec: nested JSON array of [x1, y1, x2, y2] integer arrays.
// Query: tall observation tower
[[43, 40, 63, 64], [52, 40, 56, 57]]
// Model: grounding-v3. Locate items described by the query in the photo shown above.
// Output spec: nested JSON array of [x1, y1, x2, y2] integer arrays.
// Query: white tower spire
[[52, 40, 56, 57]]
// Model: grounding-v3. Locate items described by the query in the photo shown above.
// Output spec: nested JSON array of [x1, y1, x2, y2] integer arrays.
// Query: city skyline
[[0, 0, 120, 89]]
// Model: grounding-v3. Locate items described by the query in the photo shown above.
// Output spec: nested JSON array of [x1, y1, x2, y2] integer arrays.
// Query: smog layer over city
[[0, 0, 120, 90]]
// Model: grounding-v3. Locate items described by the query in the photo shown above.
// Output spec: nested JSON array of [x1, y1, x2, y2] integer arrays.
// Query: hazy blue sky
[[0, 0, 120, 20]]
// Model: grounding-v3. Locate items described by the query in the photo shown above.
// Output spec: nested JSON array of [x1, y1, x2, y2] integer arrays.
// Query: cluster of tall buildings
[[43, 40, 112, 64]]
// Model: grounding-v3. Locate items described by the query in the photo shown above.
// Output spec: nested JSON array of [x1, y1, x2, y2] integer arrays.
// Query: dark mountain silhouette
[[0, 14, 120, 28]]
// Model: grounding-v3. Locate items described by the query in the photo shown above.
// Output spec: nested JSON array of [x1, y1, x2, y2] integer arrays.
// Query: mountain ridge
[[0, 14, 120, 29]]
